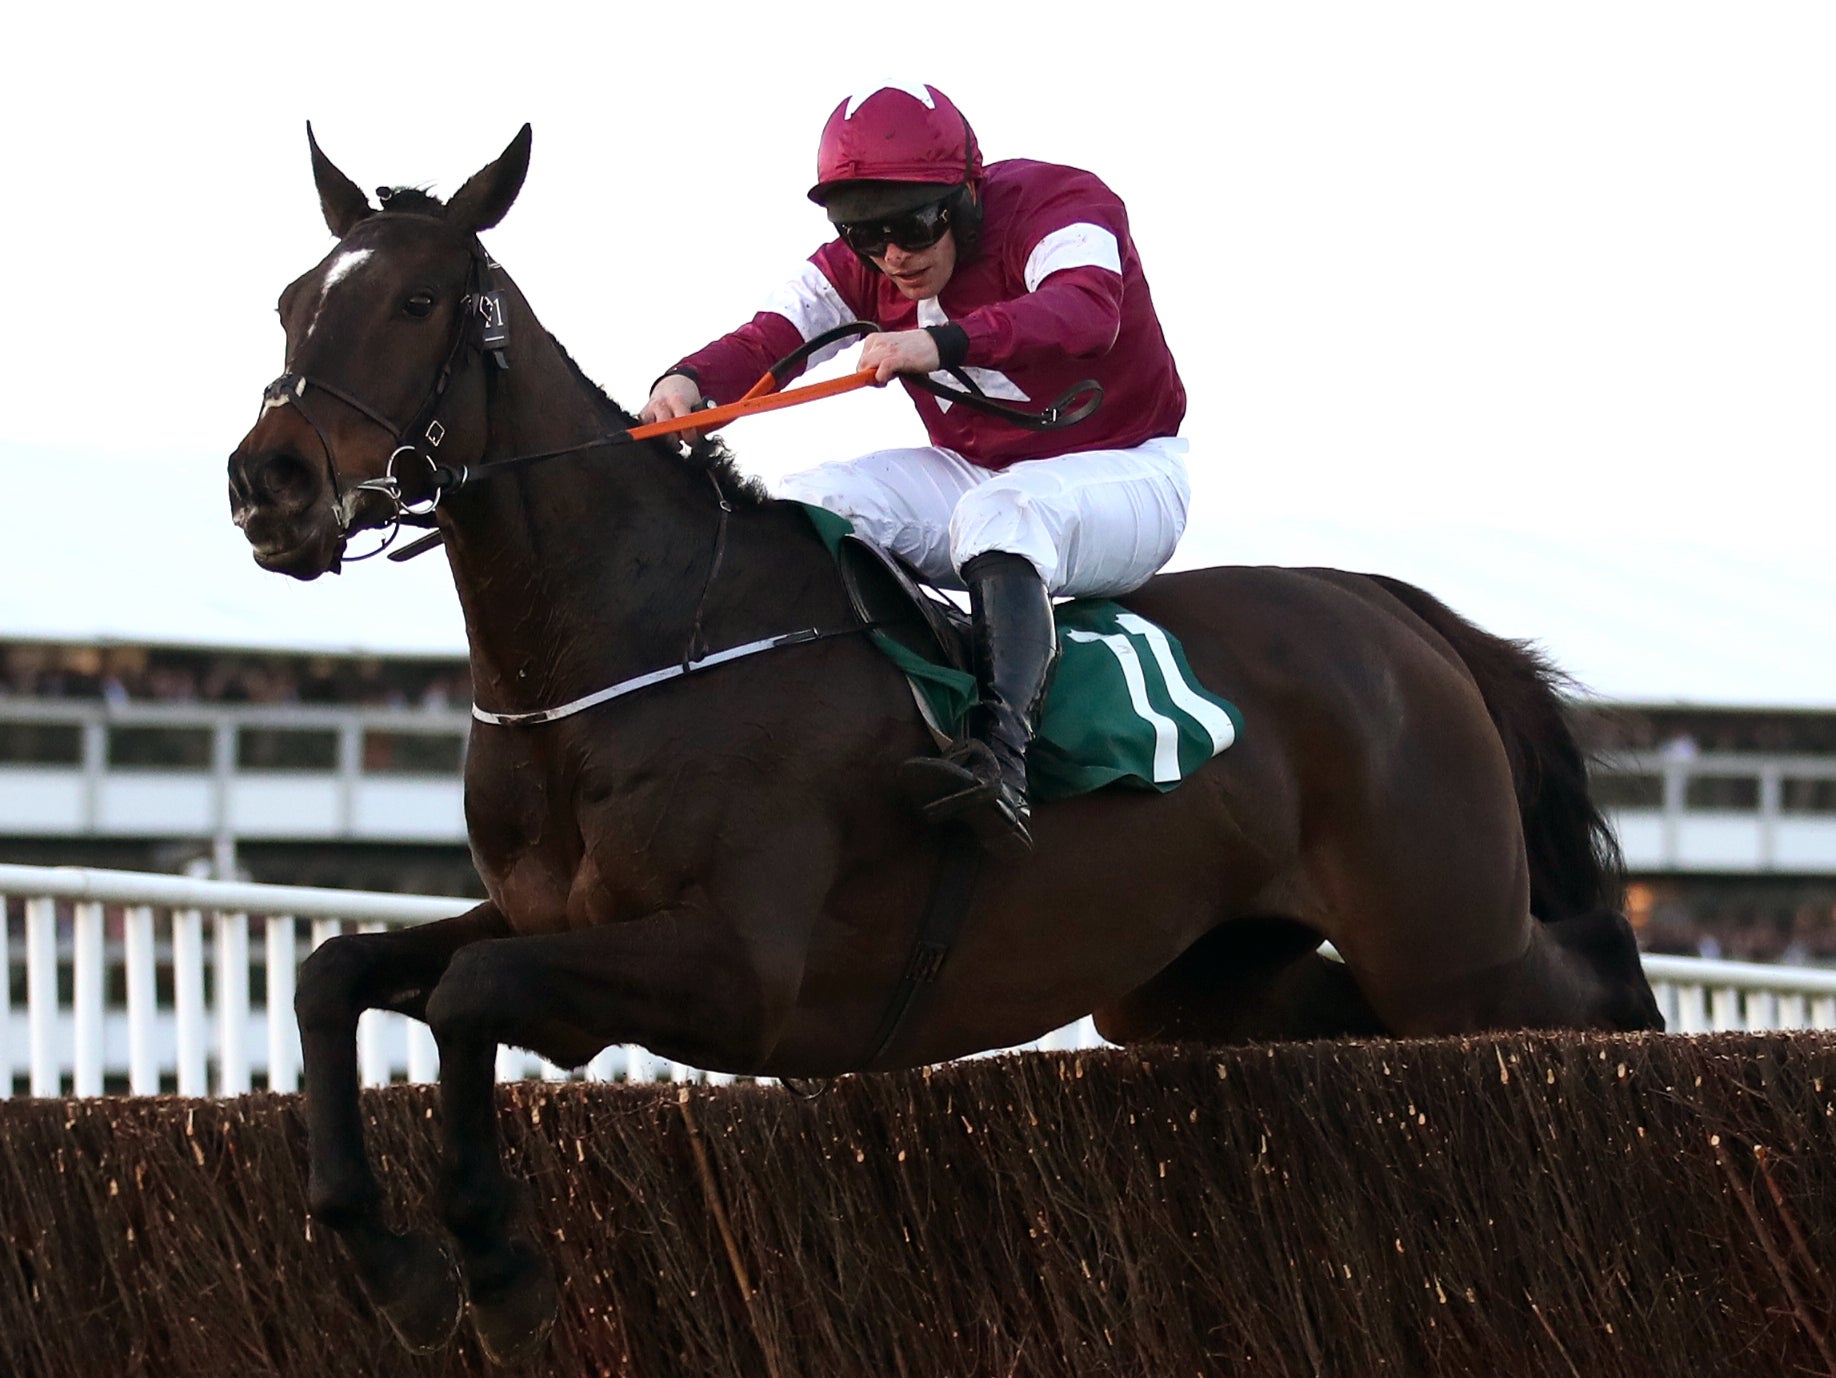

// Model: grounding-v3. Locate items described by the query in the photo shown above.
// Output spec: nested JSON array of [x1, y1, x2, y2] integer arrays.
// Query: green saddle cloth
[[800, 504, 1241, 802]]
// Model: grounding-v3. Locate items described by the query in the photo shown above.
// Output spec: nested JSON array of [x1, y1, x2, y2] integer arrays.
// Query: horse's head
[[228, 124, 531, 579]]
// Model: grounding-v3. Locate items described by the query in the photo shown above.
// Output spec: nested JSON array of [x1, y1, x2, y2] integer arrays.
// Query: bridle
[[258, 212, 510, 560]]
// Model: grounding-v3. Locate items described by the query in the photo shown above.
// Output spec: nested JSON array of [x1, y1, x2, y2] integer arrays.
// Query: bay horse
[[227, 125, 1662, 1363]]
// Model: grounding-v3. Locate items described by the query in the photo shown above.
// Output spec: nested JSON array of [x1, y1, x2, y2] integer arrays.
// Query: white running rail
[[2, 864, 1830, 1099]]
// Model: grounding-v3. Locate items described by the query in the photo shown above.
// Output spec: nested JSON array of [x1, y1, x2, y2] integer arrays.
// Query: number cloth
[[801, 505, 1239, 800]]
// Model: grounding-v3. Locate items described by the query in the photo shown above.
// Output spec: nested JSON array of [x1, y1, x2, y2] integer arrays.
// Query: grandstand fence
[[3, 862, 1834, 1100]]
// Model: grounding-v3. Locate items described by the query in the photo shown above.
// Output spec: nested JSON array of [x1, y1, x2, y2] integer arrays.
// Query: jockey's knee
[[950, 488, 1065, 592]]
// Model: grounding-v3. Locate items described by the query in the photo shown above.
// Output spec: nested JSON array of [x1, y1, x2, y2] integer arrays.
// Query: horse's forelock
[[375, 186, 446, 216]]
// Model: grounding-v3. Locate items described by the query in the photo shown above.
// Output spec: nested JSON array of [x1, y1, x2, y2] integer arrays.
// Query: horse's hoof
[[364, 1230, 465, 1355], [467, 1240, 559, 1366]]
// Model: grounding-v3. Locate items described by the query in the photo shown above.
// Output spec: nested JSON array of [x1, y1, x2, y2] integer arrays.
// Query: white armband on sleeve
[[1023, 222, 1123, 292], [759, 261, 858, 366]]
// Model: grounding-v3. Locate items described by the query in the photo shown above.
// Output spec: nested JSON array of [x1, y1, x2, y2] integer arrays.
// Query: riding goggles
[[838, 199, 954, 257]]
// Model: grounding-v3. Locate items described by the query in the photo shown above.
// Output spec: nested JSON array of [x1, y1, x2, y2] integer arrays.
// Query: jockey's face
[[874, 229, 957, 301]]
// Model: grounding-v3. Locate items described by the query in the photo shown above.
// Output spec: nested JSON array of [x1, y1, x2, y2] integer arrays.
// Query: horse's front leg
[[422, 897, 812, 1364], [294, 901, 511, 1352]]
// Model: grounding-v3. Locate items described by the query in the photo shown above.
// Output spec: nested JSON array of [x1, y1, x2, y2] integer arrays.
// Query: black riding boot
[[900, 551, 1058, 860]]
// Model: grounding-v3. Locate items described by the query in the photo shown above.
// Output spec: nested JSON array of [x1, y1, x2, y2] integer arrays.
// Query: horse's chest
[[470, 754, 695, 934]]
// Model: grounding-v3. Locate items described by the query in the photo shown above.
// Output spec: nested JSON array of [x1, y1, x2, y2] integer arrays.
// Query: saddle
[[836, 534, 974, 737]]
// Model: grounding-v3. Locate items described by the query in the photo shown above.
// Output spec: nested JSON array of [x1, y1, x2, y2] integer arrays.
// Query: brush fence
[[5, 1035, 1836, 1377]]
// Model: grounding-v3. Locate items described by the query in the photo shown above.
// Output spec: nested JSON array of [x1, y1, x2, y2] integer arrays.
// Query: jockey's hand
[[640, 372, 705, 432], [859, 330, 941, 385]]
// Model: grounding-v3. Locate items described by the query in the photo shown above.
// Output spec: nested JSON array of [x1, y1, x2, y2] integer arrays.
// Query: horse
[[226, 125, 1663, 1363]]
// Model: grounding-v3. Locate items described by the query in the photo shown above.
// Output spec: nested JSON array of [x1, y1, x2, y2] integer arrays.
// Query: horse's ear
[[306, 122, 374, 238], [447, 124, 532, 234]]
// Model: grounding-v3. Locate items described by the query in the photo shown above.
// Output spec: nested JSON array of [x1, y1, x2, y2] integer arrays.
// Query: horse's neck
[[439, 326, 728, 716]]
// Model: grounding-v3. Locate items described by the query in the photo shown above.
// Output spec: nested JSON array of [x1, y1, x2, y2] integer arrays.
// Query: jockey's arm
[[651, 255, 863, 416], [950, 264, 1125, 369], [847, 262, 1125, 385]]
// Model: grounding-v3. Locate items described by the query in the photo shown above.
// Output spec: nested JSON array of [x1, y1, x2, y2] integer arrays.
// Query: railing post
[[266, 915, 299, 1093], [215, 910, 250, 1095], [407, 1021, 439, 1084], [1649, 982, 1675, 1030], [1710, 986, 1743, 1031], [587, 1046, 624, 1082], [0, 898, 11, 1098], [1744, 989, 1778, 1032], [27, 897, 60, 1097], [124, 905, 159, 1094], [495, 1043, 530, 1083], [73, 901, 105, 1097], [173, 908, 207, 1096]]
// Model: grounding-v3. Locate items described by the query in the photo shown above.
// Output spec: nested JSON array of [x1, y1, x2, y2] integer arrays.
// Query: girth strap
[[860, 828, 984, 1071]]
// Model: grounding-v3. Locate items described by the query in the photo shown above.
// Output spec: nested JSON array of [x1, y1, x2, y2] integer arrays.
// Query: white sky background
[[1, 2, 1830, 704]]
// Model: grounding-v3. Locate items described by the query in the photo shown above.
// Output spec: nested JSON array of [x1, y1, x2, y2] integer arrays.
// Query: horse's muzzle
[[228, 445, 345, 580]]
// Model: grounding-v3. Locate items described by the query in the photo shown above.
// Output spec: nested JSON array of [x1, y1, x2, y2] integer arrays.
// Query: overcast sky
[[3, 2, 1831, 704]]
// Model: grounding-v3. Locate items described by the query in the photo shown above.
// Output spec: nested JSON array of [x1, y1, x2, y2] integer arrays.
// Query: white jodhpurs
[[775, 437, 1191, 598]]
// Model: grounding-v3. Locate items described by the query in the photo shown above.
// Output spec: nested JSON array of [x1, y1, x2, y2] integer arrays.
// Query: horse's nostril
[[257, 451, 319, 506]]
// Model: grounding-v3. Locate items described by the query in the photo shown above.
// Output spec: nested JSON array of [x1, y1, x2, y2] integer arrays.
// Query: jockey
[[642, 82, 1189, 858]]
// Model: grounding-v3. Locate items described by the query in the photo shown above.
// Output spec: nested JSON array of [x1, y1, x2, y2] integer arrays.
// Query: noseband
[[259, 213, 510, 558]]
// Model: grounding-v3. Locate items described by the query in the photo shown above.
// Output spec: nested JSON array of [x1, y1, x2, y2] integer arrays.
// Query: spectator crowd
[[1634, 886, 1836, 967], [1, 641, 469, 710]]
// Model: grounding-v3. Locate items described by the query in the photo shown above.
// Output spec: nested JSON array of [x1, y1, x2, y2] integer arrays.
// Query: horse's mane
[[548, 341, 770, 509]]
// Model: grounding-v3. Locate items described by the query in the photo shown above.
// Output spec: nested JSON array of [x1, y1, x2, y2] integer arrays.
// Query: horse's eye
[[404, 292, 436, 319]]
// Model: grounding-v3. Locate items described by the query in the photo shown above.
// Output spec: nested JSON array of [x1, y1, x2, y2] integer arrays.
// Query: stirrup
[[899, 742, 999, 824], [968, 792, 1035, 862], [899, 743, 1035, 860]]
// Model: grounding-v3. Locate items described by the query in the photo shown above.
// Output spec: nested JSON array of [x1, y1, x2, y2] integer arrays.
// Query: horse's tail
[[1364, 574, 1626, 922]]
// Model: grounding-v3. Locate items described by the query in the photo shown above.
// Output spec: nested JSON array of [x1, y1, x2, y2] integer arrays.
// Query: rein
[[619, 323, 1106, 451], [263, 277, 1105, 564], [384, 321, 1105, 522]]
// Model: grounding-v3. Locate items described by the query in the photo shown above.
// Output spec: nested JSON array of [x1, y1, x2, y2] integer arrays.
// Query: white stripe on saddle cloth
[[1064, 615, 1237, 784], [1114, 613, 1238, 754]]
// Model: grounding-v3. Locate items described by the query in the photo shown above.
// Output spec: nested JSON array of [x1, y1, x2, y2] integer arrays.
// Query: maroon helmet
[[810, 83, 982, 223]]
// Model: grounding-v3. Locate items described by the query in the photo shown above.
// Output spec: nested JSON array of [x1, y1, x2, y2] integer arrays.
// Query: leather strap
[[861, 828, 984, 1070]]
